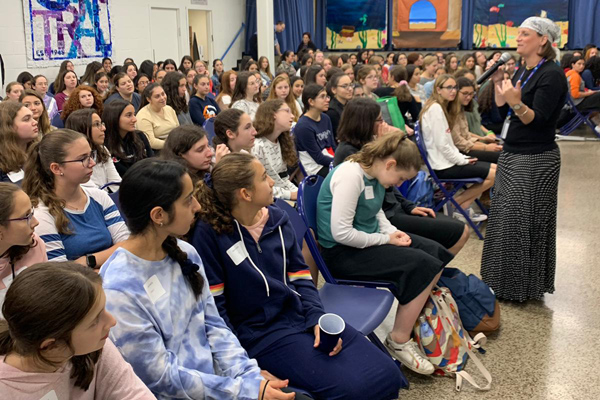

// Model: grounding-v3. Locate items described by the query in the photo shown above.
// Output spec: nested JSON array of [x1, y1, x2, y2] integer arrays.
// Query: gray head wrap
[[520, 17, 561, 43]]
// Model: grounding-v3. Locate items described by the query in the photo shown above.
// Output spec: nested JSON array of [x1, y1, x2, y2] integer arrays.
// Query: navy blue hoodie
[[191, 204, 325, 357]]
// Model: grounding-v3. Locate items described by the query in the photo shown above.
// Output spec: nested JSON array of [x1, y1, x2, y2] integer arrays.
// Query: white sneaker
[[384, 335, 435, 375], [453, 207, 487, 223], [594, 126, 600, 135]]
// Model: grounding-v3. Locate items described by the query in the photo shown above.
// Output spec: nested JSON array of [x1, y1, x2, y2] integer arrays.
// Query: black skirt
[[481, 148, 561, 301]]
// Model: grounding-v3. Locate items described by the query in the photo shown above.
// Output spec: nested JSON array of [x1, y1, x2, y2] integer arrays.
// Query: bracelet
[[261, 380, 270, 400], [515, 106, 529, 118]]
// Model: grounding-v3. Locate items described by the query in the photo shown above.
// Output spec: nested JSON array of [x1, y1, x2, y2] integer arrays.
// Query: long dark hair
[[80, 61, 102, 85], [161, 125, 209, 183], [336, 98, 381, 148], [302, 83, 325, 111], [119, 159, 204, 298], [102, 100, 147, 163], [585, 56, 600, 83], [213, 108, 245, 148], [0, 262, 103, 390], [65, 109, 110, 163], [162, 71, 189, 114], [304, 65, 324, 85], [178, 55, 194, 73], [139, 60, 155, 80], [231, 71, 255, 105]]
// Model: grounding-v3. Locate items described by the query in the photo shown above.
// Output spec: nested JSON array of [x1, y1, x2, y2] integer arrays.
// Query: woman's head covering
[[520, 17, 561, 43]]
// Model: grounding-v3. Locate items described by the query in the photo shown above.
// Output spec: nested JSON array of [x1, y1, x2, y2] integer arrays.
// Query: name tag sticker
[[144, 275, 167, 304], [227, 241, 247, 266], [364, 186, 375, 200], [7, 169, 24, 183], [39, 391, 59, 400]]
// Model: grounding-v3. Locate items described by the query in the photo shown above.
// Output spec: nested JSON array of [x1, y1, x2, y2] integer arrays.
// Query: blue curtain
[[314, 0, 327, 50], [460, 0, 475, 50], [568, 0, 600, 49], [245, 0, 314, 54]]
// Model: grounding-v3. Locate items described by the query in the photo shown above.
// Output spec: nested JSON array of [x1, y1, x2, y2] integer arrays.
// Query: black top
[[372, 87, 420, 124], [296, 41, 317, 54], [502, 61, 567, 154], [325, 97, 345, 141], [112, 131, 154, 177], [333, 142, 416, 216]]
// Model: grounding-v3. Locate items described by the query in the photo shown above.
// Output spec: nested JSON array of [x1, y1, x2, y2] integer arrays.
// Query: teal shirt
[[317, 162, 387, 249]]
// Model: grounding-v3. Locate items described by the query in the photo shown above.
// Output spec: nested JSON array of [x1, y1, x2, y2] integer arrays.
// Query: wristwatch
[[512, 102, 524, 111], [86, 254, 97, 269]]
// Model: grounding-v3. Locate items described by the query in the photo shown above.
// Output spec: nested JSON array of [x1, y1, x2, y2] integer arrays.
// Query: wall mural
[[393, 0, 462, 48], [23, 0, 113, 67], [473, 1, 568, 48], [326, 0, 387, 50]]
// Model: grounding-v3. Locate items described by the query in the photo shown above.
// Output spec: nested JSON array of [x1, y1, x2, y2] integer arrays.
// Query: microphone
[[476, 52, 512, 85]]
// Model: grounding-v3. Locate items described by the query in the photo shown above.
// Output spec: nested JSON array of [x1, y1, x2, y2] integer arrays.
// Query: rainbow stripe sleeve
[[287, 270, 312, 282], [209, 283, 224, 296]]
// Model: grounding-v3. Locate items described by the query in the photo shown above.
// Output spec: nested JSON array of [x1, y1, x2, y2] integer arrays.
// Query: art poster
[[23, 0, 113, 67], [392, 0, 462, 48], [473, 1, 569, 48], [326, 0, 387, 50]]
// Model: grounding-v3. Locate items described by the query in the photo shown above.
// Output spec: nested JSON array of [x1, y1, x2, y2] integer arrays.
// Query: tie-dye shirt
[[100, 240, 262, 400]]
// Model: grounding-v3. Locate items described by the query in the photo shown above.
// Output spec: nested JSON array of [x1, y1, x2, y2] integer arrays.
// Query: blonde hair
[[419, 74, 461, 130], [0, 102, 31, 173], [348, 132, 421, 171], [19, 90, 52, 135], [422, 55, 438, 68], [267, 75, 300, 121]]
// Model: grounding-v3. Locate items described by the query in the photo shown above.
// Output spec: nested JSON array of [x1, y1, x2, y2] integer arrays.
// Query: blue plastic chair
[[203, 118, 217, 145], [557, 94, 599, 138], [275, 198, 409, 389], [414, 122, 488, 240]]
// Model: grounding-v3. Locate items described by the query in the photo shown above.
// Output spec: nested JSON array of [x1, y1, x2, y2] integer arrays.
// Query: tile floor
[[371, 130, 600, 399]]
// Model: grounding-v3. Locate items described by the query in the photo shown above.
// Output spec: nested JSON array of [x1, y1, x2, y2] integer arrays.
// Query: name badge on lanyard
[[501, 58, 546, 140]]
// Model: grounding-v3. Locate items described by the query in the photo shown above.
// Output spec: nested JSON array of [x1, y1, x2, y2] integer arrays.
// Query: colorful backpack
[[414, 287, 492, 391], [376, 96, 406, 131]]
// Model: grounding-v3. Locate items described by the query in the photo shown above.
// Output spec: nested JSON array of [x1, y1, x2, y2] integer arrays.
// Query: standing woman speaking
[[481, 17, 566, 302]]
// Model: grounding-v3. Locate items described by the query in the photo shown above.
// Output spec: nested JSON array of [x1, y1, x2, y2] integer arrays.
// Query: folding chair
[[557, 94, 600, 139], [202, 118, 217, 145], [275, 197, 409, 389], [413, 122, 488, 240]]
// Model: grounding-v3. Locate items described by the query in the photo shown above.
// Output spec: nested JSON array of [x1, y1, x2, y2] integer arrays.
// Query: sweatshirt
[[189, 95, 221, 126], [100, 241, 263, 400], [294, 113, 336, 175], [252, 137, 298, 200], [190, 205, 325, 357], [0, 339, 155, 400]]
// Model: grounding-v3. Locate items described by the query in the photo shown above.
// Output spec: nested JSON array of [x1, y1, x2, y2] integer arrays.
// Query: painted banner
[[23, 0, 113, 67], [326, 0, 387, 50], [392, 0, 462, 48], [473, 1, 568, 48]]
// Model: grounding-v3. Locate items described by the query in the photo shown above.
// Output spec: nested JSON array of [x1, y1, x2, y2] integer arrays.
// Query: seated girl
[[213, 108, 257, 153], [567, 55, 600, 133], [0, 101, 39, 185], [103, 100, 154, 177], [317, 133, 452, 375], [0, 262, 155, 399], [32, 74, 59, 121], [216, 70, 237, 110], [20, 89, 55, 136], [0, 183, 47, 316], [334, 98, 469, 255], [54, 85, 104, 129], [100, 158, 295, 400], [105, 73, 142, 112], [420, 75, 496, 222], [231, 72, 261, 120], [161, 125, 229, 183], [161, 71, 193, 126], [267, 75, 301, 122], [190, 74, 221, 127], [451, 77, 502, 164], [65, 109, 122, 192], [24, 129, 129, 267], [3, 82, 24, 102], [136, 83, 180, 152], [191, 153, 402, 399], [253, 100, 299, 201], [53, 70, 79, 112], [294, 84, 336, 178]]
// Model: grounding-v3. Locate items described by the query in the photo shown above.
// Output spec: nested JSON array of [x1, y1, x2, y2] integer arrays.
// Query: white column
[[256, 0, 275, 70]]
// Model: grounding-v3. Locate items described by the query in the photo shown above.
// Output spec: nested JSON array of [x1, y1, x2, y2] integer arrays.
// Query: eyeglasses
[[458, 91, 475, 97], [366, 75, 379, 80], [91, 121, 105, 129], [62, 152, 95, 168], [277, 108, 292, 114], [317, 94, 330, 100], [3, 211, 34, 225], [441, 86, 458, 91], [375, 116, 384, 123], [337, 84, 353, 90]]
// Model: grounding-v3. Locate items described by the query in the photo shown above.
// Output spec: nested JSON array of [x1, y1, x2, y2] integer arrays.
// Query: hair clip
[[181, 259, 200, 276]]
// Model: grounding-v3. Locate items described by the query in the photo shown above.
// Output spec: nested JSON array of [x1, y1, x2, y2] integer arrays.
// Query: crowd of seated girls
[[2, 46, 597, 398]]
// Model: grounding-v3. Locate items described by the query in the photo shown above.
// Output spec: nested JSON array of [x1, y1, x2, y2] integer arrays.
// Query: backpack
[[405, 171, 434, 208], [438, 268, 500, 334], [414, 287, 492, 391], [376, 96, 406, 131]]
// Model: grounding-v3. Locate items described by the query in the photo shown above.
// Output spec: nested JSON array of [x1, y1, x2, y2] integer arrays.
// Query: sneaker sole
[[384, 341, 435, 376]]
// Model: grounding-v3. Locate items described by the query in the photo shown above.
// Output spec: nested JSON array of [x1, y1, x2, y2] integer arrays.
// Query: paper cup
[[318, 313, 345, 353]]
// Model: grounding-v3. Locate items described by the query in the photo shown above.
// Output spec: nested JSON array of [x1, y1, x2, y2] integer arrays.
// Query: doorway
[[188, 10, 213, 63]]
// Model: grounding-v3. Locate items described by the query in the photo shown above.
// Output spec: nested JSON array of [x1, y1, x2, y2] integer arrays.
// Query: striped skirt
[[481, 148, 561, 301]]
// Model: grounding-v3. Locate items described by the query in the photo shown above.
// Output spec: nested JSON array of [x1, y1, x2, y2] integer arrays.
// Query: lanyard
[[506, 58, 546, 118]]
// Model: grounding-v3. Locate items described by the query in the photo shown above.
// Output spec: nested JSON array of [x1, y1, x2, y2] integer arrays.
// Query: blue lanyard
[[507, 58, 546, 118]]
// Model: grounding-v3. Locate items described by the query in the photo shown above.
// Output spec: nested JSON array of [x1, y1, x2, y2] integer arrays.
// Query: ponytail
[[162, 236, 204, 298], [0, 321, 14, 355], [348, 132, 422, 171]]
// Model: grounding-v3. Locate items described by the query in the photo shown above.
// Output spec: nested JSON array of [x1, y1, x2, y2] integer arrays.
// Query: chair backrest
[[413, 122, 442, 184], [274, 198, 306, 245], [203, 118, 216, 145]]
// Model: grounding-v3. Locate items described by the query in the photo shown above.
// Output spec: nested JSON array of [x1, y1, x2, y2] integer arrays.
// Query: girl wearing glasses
[[65, 109, 122, 192], [23, 129, 129, 268], [231, 72, 262, 121], [325, 73, 353, 140], [0, 183, 46, 316], [356, 66, 379, 100], [294, 84, 336, 178], [420, 75, 496, 222], [0, 102, 39, 185]]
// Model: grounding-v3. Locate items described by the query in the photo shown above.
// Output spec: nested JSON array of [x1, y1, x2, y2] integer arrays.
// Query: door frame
[[186, 8, 214, 62], [148, 6, 182, 62]]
